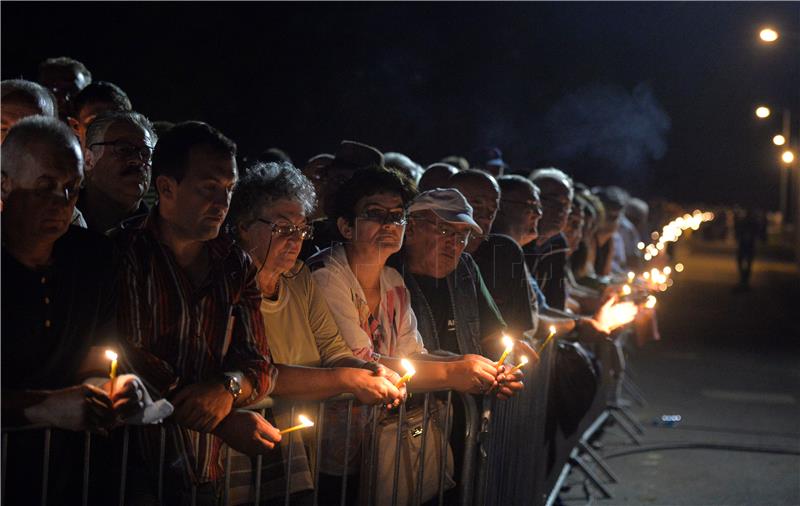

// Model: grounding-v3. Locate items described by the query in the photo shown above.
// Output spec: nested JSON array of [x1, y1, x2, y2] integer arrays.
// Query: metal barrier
[[1, 334, 642, 506], [1, 389, 484, 506]]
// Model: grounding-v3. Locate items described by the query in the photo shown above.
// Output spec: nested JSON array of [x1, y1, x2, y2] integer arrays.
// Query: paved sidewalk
[[562, 239, 800, 506]]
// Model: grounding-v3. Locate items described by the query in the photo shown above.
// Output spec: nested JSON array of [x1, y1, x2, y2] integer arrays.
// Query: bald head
[[2, 115, 82, 178], [1, 79, 57, 143]]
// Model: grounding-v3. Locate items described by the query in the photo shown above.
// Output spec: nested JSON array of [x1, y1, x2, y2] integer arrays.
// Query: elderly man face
[[1, 101, 49, 144], [85, 120, 154, 209], [450, 177, 499, 254], [1, 137, 83, 241], [536, 178, 572, 240], [406, 210, 473, 279], [499, 183, 542, 247]]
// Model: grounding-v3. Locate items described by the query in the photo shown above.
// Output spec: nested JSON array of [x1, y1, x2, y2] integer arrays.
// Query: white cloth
[[84, 374, 173, 425]]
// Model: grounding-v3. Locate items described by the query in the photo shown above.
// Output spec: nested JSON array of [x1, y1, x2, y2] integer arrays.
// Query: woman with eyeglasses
[[225, 161, 405, 503]]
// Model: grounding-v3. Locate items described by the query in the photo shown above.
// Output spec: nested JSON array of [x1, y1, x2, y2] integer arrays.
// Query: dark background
[[2, 2, 798, 207]]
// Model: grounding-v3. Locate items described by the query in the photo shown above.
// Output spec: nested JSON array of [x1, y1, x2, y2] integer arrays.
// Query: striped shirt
[[115, 210, 277, 484]]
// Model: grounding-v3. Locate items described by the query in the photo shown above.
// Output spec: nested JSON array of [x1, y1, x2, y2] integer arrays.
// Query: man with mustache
[[79, 111, 155, 234], [115, 122, 281, 504]]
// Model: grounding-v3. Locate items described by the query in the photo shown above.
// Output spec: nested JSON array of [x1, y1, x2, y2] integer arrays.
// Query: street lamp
[[773, 134, 786, 146], [759, 27, 779, 43], [755, 106, 771, 118], [783, 150, 796, 164]]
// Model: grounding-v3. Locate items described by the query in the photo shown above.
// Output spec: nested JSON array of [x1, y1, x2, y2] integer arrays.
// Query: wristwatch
[[222, 372, 242, 401]]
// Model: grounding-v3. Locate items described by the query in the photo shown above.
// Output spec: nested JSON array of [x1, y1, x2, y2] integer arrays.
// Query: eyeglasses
[[356, 208, 408, 226], [501, 198, 543, 215], [419, 218, 472, 245], [89, 140, 154, 165], [255, 219, 314, 240]]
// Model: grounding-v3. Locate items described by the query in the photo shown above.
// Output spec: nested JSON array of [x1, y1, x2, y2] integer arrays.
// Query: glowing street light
[[759, 27, 779, 43], [755, 106, 771, 119], [782, 150, 795, 164], [773, 134, 786, 146]]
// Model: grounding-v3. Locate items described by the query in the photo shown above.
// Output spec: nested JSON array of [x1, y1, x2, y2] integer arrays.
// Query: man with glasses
[[79, 111, 156, 234], [525, 168, 574, 310]]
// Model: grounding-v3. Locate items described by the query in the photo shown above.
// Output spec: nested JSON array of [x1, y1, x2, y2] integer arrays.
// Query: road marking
[[701, 389, 796, 404]]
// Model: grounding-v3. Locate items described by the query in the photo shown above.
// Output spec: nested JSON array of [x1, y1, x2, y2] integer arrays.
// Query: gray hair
[[226, 161, 317, 234], [529, 167, 574, 199], [1, 115, 82, 178], [1, 79, 57, 118], [498, 174, 538, 198], [85, 111, 157, 148]]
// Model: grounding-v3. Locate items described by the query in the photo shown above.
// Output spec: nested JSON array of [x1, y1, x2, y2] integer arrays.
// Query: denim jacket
[[402, 253, 484, 356]]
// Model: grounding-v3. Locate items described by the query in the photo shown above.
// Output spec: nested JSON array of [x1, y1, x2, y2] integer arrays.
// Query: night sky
[[2, 2, 798, 208]]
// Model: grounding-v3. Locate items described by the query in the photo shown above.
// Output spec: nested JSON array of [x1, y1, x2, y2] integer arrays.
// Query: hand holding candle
[[394, 359, 416, 388], [496, 335, 514, 367], [509, 356, 529, 374], [279, 414, 314, 435], [595, 297, 639, 333]]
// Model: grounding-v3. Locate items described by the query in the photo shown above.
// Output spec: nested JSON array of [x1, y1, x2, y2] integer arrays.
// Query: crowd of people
[[1, 57, 660, 506]]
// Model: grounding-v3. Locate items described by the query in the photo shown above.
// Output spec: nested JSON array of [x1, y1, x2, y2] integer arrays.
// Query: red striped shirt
[[116, 211, 276, 484]]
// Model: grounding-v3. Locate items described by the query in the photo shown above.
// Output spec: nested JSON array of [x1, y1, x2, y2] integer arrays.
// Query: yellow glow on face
[[782, 150, 795, 164], [298, 415, 314, 427], [773, 134, 786, 146], [755, 106, 771, 119], [759, 28, 779, 42], [105, 350, 118, 361]]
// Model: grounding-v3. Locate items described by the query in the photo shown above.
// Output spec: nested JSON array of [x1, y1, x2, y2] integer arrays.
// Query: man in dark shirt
[[1, 116, 142, 504], [525, 168, 574, 311], [450, 170, 538, 343]]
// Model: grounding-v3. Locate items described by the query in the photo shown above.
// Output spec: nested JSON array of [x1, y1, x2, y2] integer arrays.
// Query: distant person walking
[[733, 209, 765, 290]]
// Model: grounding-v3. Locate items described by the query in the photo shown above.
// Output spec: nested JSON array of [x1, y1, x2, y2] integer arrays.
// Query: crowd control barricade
[[1, 389, 491, 506]]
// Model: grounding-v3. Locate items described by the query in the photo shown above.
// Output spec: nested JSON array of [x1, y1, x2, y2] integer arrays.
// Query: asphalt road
[[562, 237, 800, 506]]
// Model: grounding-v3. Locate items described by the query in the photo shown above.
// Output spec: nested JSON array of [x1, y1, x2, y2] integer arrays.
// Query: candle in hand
[[509, 356, 529, 374], [280, 415, 314, 435], [395, 359, 416, 388], [105, 349, 118, 396], [496, 336, 514, 367]]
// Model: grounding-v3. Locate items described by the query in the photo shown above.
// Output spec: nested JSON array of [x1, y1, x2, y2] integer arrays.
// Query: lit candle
[[621, 284, 632, 296], [509, 356, 529, 374], [645, 295, 657, 309], [105, 349, 118, 396], [279, 414, 314, 435], [496, 335, 514, 367], [538, 325, 558, 353], [627, 271, 635, 283], [395, 358, 416, 388]]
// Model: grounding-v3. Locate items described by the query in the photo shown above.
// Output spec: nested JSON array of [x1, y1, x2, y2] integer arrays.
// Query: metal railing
[[1, 333, 640, 506]]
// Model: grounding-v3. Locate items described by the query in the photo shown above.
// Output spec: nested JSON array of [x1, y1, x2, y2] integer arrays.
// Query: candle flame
[[645, 295, 657, 309], [400, 358, 416, 376], [502, 335, 514, 352], [298, 415, 314, 427], [596, 298, 639, 333], [519, 356, 529, 366], [627, 271, 635, 283], [621, 284, 632, 296], [105, 350, 118, 361], [548, 325, 556, 336]]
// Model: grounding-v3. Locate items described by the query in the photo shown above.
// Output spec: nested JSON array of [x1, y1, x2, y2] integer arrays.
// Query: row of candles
[[637, 210, 715, 262]]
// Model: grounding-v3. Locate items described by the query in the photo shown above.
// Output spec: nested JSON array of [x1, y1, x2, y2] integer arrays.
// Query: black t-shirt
[[472, 234, 536, 339], [523, 233, 569, 311], [410, 273, 459, 354], [2, 226, 117, 392]]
